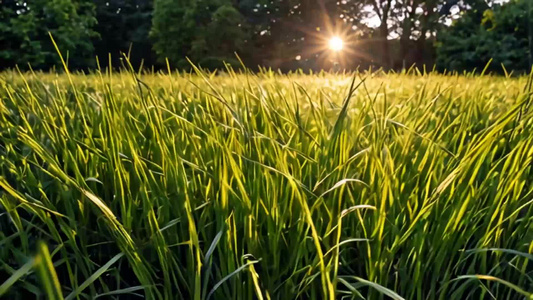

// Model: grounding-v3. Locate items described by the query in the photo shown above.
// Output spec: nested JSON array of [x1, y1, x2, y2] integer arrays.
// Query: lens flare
[[329, 37, 343, 51]]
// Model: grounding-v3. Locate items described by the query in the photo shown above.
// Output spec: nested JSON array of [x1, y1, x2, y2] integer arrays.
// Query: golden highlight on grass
[[0, 66, 532, 299]]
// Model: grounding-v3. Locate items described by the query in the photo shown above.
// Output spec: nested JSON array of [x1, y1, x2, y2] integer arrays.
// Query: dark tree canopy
[[0, 0, 531, 72], [93, 0, 156, 69], [0, 0, 97, 69], [436, 0, 532, 73], [150, 0, 250, 69]]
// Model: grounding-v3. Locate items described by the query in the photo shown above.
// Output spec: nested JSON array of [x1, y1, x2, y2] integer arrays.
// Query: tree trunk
[[380, 20, 391, 69], [418, 0, 435, 68], [400, 6, 415, 69], [527, 1, 533, 67]]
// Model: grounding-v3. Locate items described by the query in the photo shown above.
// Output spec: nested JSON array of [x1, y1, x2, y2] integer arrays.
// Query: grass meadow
[[1, 66, 532, 299]]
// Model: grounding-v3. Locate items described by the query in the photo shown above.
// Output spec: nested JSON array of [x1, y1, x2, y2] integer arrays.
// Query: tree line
[[0, 0, 531, 72]]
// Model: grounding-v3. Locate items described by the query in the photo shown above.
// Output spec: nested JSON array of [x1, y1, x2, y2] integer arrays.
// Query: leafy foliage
[[0, 0, 97, 69], [0, 0, 530, 71], [436, 0, 532, 73], [92, 0, 156, 69], [151, 0, 250, 68], [196, 4, 250, 66]]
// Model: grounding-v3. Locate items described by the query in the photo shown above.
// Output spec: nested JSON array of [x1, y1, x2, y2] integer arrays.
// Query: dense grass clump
[[0, 68, 532, 299]]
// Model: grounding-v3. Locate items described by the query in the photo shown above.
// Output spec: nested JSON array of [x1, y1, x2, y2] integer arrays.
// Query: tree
[[338, 0, 496, 69], [193, 4, 250, 67], [150, 0, 194, 67], [238, 0, 307, 68], [151, 0, 250, 69], [92, 0, 156, 69], [0, 0, 97, 70], [241, 0, 347, 70], [436, 0, 531, 73], [369, 0, 394, 67], [527, 1, 533, 66]]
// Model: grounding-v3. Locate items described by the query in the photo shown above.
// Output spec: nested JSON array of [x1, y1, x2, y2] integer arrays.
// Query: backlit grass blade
[[94, 286, 147, 299], [35, 242, 64, 300], [455, 275, 532, 298], [339, 277, 406, 300], [207, 259, 261, 300], [0, 259, 35, 297], [64, 252, 125, 300]]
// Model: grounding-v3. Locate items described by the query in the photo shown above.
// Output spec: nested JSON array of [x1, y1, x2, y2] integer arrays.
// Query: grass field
[[1, 67, 532, 299]]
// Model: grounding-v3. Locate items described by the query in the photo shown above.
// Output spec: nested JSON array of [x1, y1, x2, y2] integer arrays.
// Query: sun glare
[[329, 36, 343, 51]]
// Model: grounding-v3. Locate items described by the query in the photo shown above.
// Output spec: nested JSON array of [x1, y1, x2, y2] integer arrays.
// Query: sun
[[328, 36, 344, 51], [287, 21, 368, 68]]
